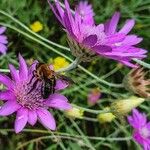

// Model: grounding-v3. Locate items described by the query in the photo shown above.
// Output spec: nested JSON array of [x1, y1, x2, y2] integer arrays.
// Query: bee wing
[[59, 75, 74, 85]]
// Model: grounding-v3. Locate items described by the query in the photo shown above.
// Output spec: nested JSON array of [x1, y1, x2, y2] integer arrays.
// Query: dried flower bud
[[123, 67, 150, 98], [97, 107, 116, 123], [64, 107, 84, 119], [110, 96, 145, 117]]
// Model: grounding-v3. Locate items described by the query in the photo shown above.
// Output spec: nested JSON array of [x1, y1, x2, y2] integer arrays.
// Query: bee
[[29, 63, 73, 99]]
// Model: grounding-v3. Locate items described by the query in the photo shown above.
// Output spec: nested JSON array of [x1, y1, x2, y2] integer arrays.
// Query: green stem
[[72, 104, 111, 114], [0, 10, 70, 51], [133, 58, 150, 69], [0, 69, 10, 73], [0, 128, 132, 141], [78, 65, 124, 88], [56, 57, 81, 73], [70, 119, 96, 150]]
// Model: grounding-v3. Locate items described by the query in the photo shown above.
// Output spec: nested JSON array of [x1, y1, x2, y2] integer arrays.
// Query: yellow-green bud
[[64, 107, 84, 119], [110, 96, 145, 117], [97, 107, 116, 123]]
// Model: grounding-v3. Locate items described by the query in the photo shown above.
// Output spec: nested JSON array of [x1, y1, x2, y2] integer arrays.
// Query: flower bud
[[88, 88, 101, 106], [110, 96, 145, 117], [64, 107, 84, 119], [97, 107, 116, 123]]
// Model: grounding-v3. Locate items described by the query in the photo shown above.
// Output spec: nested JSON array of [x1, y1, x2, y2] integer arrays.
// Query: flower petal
[[0, 90, 16, 101], [0, 43, 7, 54], [92, 45, 112, 54], [15, 108, 28, 133], [82, 35, 97, 47], [0, 74, 13, 89], [37, 108, 56, 130], [119, 19, 135, 34], [127, 109, 147, 129], [28, 110, 37, 126], [123, 35, 143, 46], [0, 35, 8, 44], [55, 79, 69, 90], [19, 54, 28, 80], [0, 100, 20, 116], [45, 93, 71, 110], [0, 27, 6, 34], [108, 12, 120, 34], [107, 33, 125, 44], [9, 64, 20, 82]]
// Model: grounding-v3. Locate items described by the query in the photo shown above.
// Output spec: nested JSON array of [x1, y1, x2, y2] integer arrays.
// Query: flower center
[[140, 127, 150, 138], [14, 79, 45, 110]]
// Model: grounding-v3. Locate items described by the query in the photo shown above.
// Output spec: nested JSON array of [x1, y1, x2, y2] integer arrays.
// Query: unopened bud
[[110, 96, 145, 117], [64, 107, 84, 119], [97, 107, 116, 123]]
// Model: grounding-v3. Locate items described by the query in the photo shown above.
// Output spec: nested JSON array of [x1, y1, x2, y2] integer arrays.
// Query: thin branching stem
[[72, 104, 111, 114]]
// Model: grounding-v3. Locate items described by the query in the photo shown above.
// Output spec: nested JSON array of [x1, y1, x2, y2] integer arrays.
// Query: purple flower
[[104, 12, 147, 67], [0, 26, 8, 54], [49, 0, 147, 67], [49, 0, 112, 62], [128, 109, 150, 150], [0, 54, 71, 133]]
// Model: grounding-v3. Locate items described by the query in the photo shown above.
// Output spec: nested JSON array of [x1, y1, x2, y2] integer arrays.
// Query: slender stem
[[70, 119, 96, 150], [78, 65, 124, 88], [56, 57, 81, 73], [133, 58, 150, 69], [78, 116, 98, 122], [0, 10, 70, 51], [0, 128, 132, 141], [101, 66, 120, 79], [0, 69, 10, 73], [16, 135, 88, 150], [49, 130, 67, 150], [72, 104, 111, 114]]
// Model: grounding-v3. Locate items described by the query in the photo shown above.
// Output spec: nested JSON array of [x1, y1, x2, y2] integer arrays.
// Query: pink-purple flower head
[[0, 54, 71, 133], [49, 0, 113, 62], [0, 26, 8, 54], [88, 88, 101, 106], [104, 12, 147, 67], [49, 0, 147, 67], [128, 109, 150, 150]]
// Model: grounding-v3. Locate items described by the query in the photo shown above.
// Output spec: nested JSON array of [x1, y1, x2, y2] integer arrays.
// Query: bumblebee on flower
[[0, 54, 71, 133]]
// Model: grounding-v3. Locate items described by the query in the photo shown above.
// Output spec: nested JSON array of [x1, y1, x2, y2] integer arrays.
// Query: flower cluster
[[49, 0, 147, 67], [128, 109, 150, 150], [0, 54, 71, 133], [0, 26, 8, 54]]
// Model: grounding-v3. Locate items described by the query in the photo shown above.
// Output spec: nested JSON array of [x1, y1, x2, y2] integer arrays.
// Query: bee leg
[[51, 78, 56, 94]]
